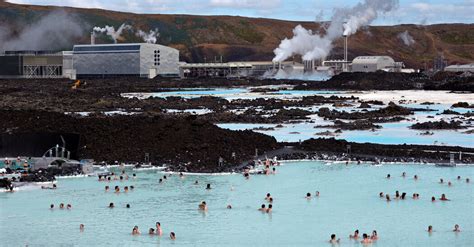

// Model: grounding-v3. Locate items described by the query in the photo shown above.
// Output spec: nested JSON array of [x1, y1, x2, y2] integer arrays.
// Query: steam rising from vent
[[397, 30, 415, 46], [0, 11, 85, 51], [93, 23, 160, 44], [272, 0, 399, 62], [93, 23, 132, 43], [136, 28, 159, 44]]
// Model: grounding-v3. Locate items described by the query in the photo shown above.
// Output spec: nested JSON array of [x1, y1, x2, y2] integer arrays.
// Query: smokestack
[[91, 32, 95, 45], [343, 34, 348, 71]]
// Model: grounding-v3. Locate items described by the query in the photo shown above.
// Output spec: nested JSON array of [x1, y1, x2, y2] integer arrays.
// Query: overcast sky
[[7, 0, 474, 24]]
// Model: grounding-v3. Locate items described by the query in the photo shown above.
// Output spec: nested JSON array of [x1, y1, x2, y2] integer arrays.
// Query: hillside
[[1, 1, 473, 68]]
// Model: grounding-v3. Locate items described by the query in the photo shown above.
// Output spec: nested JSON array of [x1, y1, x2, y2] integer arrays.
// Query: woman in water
[[453, 224, 461, 232], [66, 204, 72, 209], [132, 226, 140, 235], [306, 193, 312, 199], [370, 230, 378, 240], [329, 234, 340, 244], [349, 230, 359, 239], [266, 204, 272, 213], [198, 201, 208, 211], [315, 191, 320, 197], [148, 228, 155, 235], [385, 194, 391, 202], [170, 232, 176, 240], [124, 186, 129, 192], [427, 225, 433, 233], [379, 192, 384, 198], [50, 204, 54, 209], [59, 203, 65, 209], [109, 202, 114, 208], [79, 224, 84, 232], [431, 197, 436, 202], [105, 186, 109, 191]]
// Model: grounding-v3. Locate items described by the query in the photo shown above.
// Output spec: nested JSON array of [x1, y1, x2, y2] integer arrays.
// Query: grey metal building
[[0, 51, 73, 79], [351, 56, 397, 72], [72, 43, 179, 78]]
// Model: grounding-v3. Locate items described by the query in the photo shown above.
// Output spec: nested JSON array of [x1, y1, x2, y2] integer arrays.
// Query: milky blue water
[[1, 162, 473, 246]]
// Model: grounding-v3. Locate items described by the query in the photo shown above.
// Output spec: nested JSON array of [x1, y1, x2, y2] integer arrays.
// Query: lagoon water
[[1, 162, 473, 246]]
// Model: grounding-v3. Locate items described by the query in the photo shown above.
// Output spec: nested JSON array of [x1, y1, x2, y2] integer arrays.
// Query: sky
[[6, 0, 474, 25]]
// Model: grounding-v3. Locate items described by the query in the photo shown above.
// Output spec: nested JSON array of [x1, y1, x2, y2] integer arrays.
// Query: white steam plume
[[273, 0, 399, 62], [397, 30, 415, 46], [93, 23, 132, 43], [136, 28, 159, 44], [0, 11, 85, 51]]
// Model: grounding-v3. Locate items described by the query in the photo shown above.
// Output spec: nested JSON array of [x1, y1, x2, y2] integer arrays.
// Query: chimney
[[343, 34, 348, 72], [91, 32, 95, 45]]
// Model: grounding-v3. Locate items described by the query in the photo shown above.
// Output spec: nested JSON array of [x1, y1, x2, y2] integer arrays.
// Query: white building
[[444, 64, 474, 72], [351, 56, 396, 72], [72, 43, 179, 78]]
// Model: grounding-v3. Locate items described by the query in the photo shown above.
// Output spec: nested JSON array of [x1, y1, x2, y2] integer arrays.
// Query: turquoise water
[[1, 162, 473, 246]]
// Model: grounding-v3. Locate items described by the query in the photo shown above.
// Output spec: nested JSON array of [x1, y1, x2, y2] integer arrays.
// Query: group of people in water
[[329, 230, 379, 244], [105, 185, 134, 193], [50, 203, 72, 210], [427, 224, 462, 233], [130, 222, 175, 240]]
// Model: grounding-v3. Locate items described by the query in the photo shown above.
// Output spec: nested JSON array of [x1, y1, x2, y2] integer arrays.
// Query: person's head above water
[[109, 202, 114, 208], [206, 184, 211, 189], [126, 204, 130, 208], [50, 204, 54, 209]]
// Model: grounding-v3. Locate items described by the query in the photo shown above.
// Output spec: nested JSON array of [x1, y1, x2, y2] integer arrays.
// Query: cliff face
[[1, 1, 473, 68]]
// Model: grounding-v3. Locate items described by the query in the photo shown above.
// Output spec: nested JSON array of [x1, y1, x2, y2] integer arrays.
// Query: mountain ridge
[[1, 1, 473, 68]]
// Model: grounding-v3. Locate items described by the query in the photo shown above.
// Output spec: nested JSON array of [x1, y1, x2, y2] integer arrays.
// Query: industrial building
[[444, 64, 474, 73], [0, 51, 74, 79], [72, 43, 179, 78], [351, 56, 403, 72], [179, 61, 302, 78]]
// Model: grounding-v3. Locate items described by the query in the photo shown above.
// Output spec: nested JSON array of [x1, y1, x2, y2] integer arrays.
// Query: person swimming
[[148, 228, 155, 235], [266, 204, 272, 213], [360, 233, 372, 244], [457, 176, 461, 180], [306, 192, 312, 199], [66, 204, 72, 209], [132, 226, 140, 235], [206, 184, 212, 190], [105, 185, 109, 191], [194, 180, 199, 185], [370, 230, 378, 240], [350, 230, 359, 239], [198, 201, 208, 211], [50, 204, 54, 209], [272, 167, 276, 174], [59, 203, 65, 209], [439, 178, 444, 184], [315, 191, 320, 197], [132, 173, 136, 179], [395, 191, 400, 199], [258, 204, 266, 212], [130, 185, 134, 190], [401, 192, 406, 200], [227, 204, 232, 209], [385, 194, 391, 202], [124, 186, 129, 192], [386, 174, 391, 179], [431, 196, 436, 202], [159, 178, 163, 183], [170, 232, 176, 240], [79, 224, 84, 232], [109, 202, 114, 208], [414, 175, 418, 180], [163, 175, 167, 180], [329, 234, 340, 244], [126, 204, 130, 208], [402, 172, 406, 177], [427, 225, 433, 233], [453, 224, 460, 232], [114, 186, 120, 193], [155, 222, 163, 236], [440, 194, 450, 201], [448, 181, 452, 186], [120, 176, 123, 181], [467, 178, 470, 183], [379, 192, 384, 198]]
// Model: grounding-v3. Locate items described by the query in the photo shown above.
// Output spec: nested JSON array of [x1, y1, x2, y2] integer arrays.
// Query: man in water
[[386, 174, 390, 179], [440, 194, 450, 201], [258, 204, 266, 212], [109, 202, 114, 208], [360, 233, 372, 244], [385, 194, 391, 202], [265, 193, 271, 201], [126, 204, 130, 208], [427, 225, 433, 233], [132, 226, 140, 235], [50, 204, 54, 210], [170, 232, 176, 240], [306, 193, 312, 199], [379, 192, 384, 198], [105, 186, 109, 191], [198, 201, 208, 211], [79, 224, 84, 232], [156, 222, 163, 236], [329, 234, 340, 244], [206, 184, 212, 190]]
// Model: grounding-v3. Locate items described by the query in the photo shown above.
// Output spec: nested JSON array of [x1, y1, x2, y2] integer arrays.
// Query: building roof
[[352, 56, 395, 64], [72, 43, 177, 53], [445, 63, 474, 69]]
